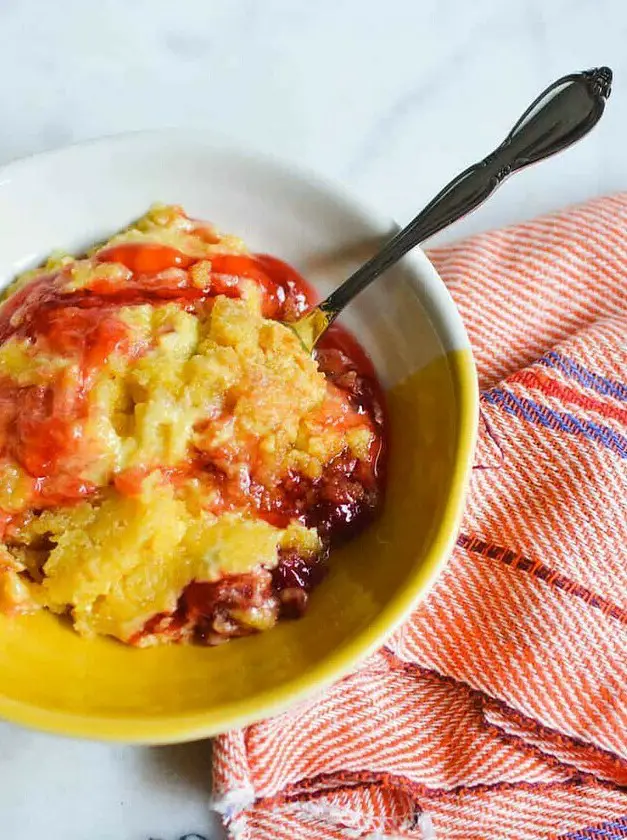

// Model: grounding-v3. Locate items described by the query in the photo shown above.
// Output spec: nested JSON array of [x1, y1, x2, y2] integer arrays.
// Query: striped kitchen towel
[[211, 194, 627, 839]]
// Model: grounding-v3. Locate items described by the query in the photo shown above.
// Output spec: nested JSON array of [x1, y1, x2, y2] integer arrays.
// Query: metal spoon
[[290, 66, 612, 352]]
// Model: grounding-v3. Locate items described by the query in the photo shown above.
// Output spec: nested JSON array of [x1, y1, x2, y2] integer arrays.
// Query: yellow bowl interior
[[0, 348, 475, 742]]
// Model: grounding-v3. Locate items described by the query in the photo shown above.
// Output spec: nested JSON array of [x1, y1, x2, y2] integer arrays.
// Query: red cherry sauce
[[0, 240, 387, 642]]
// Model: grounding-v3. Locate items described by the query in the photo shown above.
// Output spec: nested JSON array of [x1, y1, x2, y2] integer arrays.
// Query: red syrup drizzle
[[0, 239, 387, 642]]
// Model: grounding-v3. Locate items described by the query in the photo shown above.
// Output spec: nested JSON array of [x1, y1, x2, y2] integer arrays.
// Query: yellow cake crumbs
[[0, 205, 378, 645]]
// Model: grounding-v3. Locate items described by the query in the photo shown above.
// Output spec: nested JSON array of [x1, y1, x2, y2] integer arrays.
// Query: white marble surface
[[0, 1, 625, 838]]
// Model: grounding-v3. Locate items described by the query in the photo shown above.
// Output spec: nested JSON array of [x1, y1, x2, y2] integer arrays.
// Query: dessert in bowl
[[0, 204, 386, 648], [0, 132, 477, 741]]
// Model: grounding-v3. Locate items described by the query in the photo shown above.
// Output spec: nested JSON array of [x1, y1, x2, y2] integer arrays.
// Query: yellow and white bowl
[[0, 131, 478, 742]]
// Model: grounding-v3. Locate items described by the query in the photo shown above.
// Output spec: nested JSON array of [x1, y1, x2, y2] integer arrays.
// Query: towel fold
[[212, 194, 627, 840]]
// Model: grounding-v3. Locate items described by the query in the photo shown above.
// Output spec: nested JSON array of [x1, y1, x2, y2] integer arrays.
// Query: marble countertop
[[0, 1, 625, 838]]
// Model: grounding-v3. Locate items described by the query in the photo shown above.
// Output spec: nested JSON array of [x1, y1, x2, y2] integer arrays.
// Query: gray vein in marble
[[343, 6, 502, 183]]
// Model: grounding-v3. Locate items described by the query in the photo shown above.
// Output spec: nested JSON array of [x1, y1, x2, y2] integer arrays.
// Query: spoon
[[290, 66, 612, 352]]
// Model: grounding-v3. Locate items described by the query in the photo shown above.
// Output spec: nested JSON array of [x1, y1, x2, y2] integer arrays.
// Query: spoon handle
[[320, 67, 612, 321]]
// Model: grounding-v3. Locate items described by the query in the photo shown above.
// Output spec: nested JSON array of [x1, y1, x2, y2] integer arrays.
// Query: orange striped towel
[[211, 194, 627, 839]]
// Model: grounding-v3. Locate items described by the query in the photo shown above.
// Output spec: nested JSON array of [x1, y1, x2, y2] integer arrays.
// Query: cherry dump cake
[[0, 205, 386, 646]]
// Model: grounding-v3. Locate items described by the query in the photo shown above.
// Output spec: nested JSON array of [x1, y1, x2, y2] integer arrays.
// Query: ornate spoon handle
[[318, 67, 612, 325]]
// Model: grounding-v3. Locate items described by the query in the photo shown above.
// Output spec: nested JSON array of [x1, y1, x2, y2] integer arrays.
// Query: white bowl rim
[[0, 129, 479, 742]]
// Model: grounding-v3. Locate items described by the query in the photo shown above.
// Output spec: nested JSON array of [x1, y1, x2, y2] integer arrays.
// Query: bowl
[[0, 131, 478, 742]]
